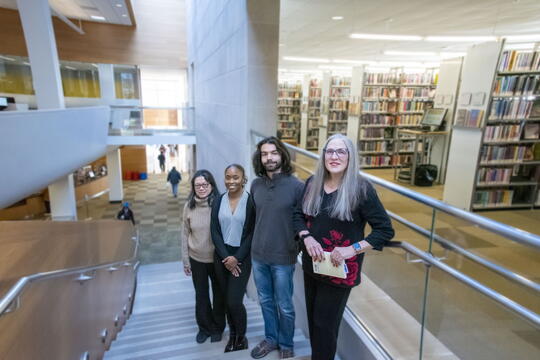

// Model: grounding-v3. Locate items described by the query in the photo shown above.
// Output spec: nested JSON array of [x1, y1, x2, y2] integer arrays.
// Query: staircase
[[104, 262, 312, 360]]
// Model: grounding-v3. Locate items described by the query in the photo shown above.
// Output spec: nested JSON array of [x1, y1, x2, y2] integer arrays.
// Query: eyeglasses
[[324, 148, 349, 158], [194, 183, 210, 189]]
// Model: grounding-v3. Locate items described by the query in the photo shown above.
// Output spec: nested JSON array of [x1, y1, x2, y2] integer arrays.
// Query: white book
[[312, 251, 348, 279]]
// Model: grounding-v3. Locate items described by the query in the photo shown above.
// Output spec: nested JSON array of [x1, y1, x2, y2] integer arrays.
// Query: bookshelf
[[358, 69, 438, 169], [444, 42, 540, 210], [327, 76, 351, 138], [306, 78, 322, 150], [277, 82, 302, 144]]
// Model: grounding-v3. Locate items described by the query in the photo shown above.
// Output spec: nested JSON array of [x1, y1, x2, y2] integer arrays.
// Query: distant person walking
[[167, 166, 182, 197], [158, 153, 166, 173], [116, 202, 135, 225]]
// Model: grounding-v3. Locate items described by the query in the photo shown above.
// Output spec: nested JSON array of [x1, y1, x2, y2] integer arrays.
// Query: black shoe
[[211, 333, 222, 343], [196, 331, 209, 344], [224, 336, 236, 352], [233, 336, 248, 351]]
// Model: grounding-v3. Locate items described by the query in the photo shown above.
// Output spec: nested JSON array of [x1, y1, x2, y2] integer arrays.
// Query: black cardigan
[[210, 192, 256, 262]]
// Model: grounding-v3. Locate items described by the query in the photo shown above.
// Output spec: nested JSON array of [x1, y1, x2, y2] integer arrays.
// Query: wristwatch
[[299, 233, 311, 241], [352, 242, 362, 254]]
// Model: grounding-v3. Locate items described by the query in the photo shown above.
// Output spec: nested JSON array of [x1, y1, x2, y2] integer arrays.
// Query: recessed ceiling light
[[116, 4, 123, 7], [384, 51, 438, 56], [350, 33, 422, 41], [332, 16, 344, 20], [122, 14, 128, 17], [283, 56, 330, 63], [90, 15, 106, 21], [65, 66, 77, 70], [425, 36, 497, 42]]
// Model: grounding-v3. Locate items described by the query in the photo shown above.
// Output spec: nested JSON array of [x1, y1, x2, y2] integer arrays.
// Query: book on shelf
[[480, 144, 534, 163], [530, 99, 540, 118], [473, 189, 514, 207], [455, 109, 484, 128], [498, 50, 540, 72], [489, 98, 534, 119], [493, 74, 540, 96], [483, 125, 521, 142], [523, 123, 540, 139]]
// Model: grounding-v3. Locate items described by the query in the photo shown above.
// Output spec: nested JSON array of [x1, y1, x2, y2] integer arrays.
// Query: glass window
[[114, 65, 140, 99], [0, 55, 34, 94]]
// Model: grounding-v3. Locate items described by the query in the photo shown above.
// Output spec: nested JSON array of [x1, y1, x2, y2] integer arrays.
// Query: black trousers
[[214, 250, 251, 337], [304, 272, 352, 360], [189, 257, 226, 335]]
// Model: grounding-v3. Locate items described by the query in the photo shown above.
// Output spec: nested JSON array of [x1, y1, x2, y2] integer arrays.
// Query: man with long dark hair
[[249, 137, 304, 359]]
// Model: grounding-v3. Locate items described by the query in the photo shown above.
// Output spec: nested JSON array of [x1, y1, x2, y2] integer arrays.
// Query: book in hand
[[312, 251, 348, 279]]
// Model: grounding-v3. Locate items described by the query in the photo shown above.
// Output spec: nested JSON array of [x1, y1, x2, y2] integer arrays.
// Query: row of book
[[473, 190, 513, 207], [396, 114, 423, 125], [359, 141, 388, 152], [483, 125, 521, 142], [308, 99, 321, 108], [360, 128, 386, 138], [360, 154, 413, 167], [330, 87, 351, 97], [278, 114, 298, 121], [397, 100, 429, 112], [328, 123, 347, 132], [277, 99, 300, 106], [363, 87, 398, 98], [488, 99, 537, 119], [308, 109, 320, 118], [329, 111, 348, 121], [364, 73, 437, 85], [278, 107, 300, 115], [278, 90, 301, 98], [309, 88, 321, 98], [278, 122, 297, 129], [480, 144, 534, 163], [477, 167, 513, 184], [361, 101, 428, 113], [331, 77, 351, 86], [329, 100, 349, 111], [492, 75, 540, 96], [360, 114, 394, 125], [400, 87, 435, 99], [277, 129, 297, 139], [498, 50, 540, 72]]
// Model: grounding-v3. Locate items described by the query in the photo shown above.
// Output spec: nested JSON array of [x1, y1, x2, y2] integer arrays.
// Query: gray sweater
[[250, 173, 304, 265]]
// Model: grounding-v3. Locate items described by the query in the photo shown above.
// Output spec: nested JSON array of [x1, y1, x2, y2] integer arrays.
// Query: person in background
[[293, 134, 394, 360], [116, 202, 135, 225], [182, 170, 225, 344], [250, 137, 304, 360], [211, 164, 255, 353], [167, 166, 182, 197], [158, 152, 166, 173]]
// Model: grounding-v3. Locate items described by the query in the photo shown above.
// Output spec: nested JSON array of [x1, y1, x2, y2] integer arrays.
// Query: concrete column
[[16, 0, 64, 109], [49, 174, 77, 221], [106, 147, 124, 203], [98, 63, 116, 102]]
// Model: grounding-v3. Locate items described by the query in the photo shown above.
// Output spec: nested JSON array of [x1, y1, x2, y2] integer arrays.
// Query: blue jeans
[[252, 258, 295, 350], [171, 183, 178, 197]]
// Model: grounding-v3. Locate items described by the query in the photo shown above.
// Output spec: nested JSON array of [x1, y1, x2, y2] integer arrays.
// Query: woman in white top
[[211, 164, 256, 353]]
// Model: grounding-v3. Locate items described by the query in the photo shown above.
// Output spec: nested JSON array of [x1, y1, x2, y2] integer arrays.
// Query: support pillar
[[49, 175, 77, 220], [107, 147, 124, 203]]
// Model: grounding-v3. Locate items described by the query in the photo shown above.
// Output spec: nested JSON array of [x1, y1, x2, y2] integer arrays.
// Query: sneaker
[[250, 339, 278, 359], [279, 349, 295, 359], [196, 331, 209, 344]]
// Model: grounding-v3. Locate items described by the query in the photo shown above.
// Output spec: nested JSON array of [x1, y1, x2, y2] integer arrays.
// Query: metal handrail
[[387, 241, 540, 329], [282, 140, 540, 250], [0, 228, 139, 317]]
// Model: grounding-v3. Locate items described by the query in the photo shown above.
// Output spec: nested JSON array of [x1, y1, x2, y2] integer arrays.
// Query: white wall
[[0, 106, 110, 208], [187, 0, 280, 186]]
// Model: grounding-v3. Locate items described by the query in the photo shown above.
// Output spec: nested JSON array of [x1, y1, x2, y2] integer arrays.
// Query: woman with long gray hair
[[293, 134, 394, 360]]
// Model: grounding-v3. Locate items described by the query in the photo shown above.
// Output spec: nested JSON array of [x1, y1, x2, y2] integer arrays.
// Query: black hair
[[225, 163, 248, 184], [188, 169, 219, 209], [252, 136, 293, 177]]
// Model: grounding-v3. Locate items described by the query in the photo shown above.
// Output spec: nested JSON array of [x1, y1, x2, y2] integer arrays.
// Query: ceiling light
[[122, 14, 128, 17], [90, 15, 106, 21], [116, 3, 123, 7], [318, 65, 352, 70], [23, 61, 31, 66], [332, 16, 344, 20], [0, 55, 15, 61], [425, 36, 497, 42], [504, 34, 540, 42], [283, 56, 330, 63], [332, 59, 375, 65], [65, 66, 77, 70], [504, 43, 535, 50], [350, 33, 422, 41], [384, 51, 437, 56]]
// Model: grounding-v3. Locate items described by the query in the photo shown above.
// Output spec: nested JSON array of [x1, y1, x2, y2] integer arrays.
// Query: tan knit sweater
[[181, 197, 215, 265]]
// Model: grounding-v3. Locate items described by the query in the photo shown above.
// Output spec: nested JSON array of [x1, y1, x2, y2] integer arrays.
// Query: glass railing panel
[[348, 247, 429, 359], [433, 211, 540, 311], [423, 265, 540, 360], [291, 151, 318, 180], [108, 106, 195, 135]]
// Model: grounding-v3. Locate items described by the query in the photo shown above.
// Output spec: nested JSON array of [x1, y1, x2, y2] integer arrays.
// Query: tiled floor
[[77, 173, 188, 265]]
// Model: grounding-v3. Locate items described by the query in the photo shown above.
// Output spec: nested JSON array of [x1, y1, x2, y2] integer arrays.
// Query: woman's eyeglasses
[[194, 183, 210, 189], [324, 148, 349, 158]]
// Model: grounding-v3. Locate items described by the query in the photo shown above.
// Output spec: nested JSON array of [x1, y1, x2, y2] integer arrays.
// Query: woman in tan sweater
[[182, 169, 225, 344]]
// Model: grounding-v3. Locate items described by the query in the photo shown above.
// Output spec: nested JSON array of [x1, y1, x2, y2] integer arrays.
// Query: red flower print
[[330, 230, 343, 242]]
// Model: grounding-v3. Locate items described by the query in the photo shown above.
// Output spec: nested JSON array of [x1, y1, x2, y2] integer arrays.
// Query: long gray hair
[[302, 134, 367, 221]]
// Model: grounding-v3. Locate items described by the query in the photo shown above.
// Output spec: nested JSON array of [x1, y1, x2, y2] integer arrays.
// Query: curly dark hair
[[187, 169, 219, 209], [252, 136, 293, 177]]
